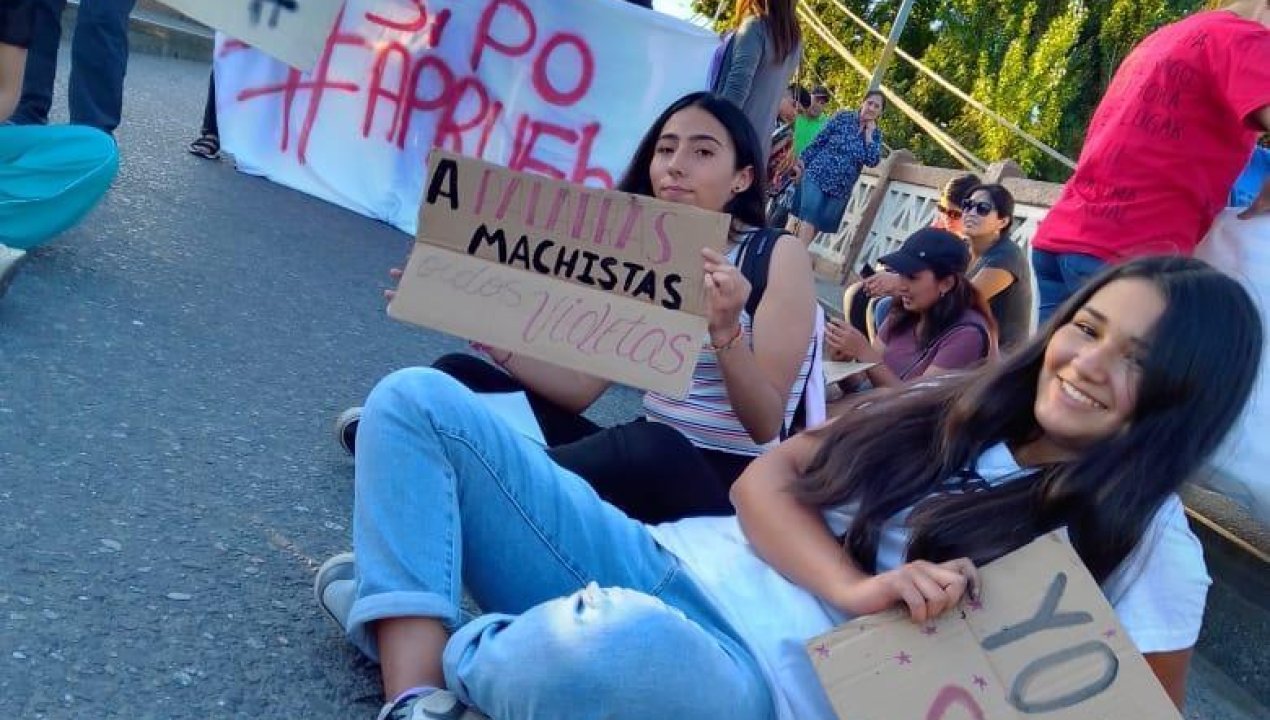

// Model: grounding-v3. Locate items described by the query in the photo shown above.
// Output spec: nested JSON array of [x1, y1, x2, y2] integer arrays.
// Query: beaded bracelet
[[709, 324, 745, 352]]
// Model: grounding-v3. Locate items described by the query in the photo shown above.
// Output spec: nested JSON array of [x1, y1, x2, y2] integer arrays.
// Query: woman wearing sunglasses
[[856, 174, 982, 307], [960, 184, 1034, 349], [825, 227, 997, 395]]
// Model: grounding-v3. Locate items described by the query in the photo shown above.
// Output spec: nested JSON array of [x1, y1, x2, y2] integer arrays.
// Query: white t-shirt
[[647, 442, 1211, 720]]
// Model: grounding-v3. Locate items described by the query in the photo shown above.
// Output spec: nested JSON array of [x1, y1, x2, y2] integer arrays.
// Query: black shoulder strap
[[736, 227, 786, 318], [734, 228, 814, 438]]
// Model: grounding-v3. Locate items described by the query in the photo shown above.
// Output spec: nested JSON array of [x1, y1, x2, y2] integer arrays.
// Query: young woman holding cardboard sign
[[336, 91, 820, 525], [317, 255, 1258, 719]]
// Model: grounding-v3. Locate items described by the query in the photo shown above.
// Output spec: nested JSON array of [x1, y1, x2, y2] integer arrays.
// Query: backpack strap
[[735, 228, 824, 438], [736, 227, 786, 318]]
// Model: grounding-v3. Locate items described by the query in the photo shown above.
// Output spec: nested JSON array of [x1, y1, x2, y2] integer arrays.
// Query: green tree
[[947, 1, 1084, 178], [689, 0, 1214, 181]]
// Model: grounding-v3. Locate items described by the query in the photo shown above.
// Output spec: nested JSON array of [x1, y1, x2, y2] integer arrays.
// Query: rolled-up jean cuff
[[440, 612, 516, 706], [346, 590, 458, 662]]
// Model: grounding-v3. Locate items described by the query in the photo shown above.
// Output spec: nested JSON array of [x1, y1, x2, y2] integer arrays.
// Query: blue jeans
[[1031, 249, 1107, 326], [349, 368, 773, 720], [14, 0, 137, 132]]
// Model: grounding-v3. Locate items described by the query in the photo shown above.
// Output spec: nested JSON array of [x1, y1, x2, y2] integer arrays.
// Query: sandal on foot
[[188, 133, 220, 160]]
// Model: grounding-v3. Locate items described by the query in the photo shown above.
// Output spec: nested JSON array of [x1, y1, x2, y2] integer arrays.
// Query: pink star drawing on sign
[[921, 624, 938, 636], [814, 643, 830, 659], [1103, 629, 1118, 639], [894, 651, 913, 666], [973, 675, 989, 691]]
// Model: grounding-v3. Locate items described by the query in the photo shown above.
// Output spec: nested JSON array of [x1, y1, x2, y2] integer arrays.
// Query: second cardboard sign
[[390, 151, 731, 398]]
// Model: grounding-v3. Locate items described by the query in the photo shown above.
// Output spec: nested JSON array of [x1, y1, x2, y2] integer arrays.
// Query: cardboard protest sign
[[806, 533, 1182, 720], [389, 151, 731, 398], [157, 0, 343, 70], [823, 360, 875, 385]]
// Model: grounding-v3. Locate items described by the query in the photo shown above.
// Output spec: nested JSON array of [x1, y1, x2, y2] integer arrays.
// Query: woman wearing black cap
[[826, 227, 997, 392]]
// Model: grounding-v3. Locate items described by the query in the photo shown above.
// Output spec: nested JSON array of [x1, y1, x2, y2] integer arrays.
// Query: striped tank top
[[643, 240, 816, 457]]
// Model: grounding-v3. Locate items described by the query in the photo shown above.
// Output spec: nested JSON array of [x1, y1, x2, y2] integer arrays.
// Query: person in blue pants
[[8, 0, 137, 133], [1, 0, 118, 299]]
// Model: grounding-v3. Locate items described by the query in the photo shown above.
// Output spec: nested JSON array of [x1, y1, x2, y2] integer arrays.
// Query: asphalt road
[[0, 48, 638, 719], [0, 47, 1262, 720]]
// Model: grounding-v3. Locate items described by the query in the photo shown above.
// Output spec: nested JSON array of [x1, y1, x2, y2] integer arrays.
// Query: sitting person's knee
[[364, 367, 465, 420], [449, 586, 689, 702]]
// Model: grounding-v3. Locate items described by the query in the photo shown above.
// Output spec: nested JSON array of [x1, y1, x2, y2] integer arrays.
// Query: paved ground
[[0, 48, 636, 719], [0, 48, 1261, 719]]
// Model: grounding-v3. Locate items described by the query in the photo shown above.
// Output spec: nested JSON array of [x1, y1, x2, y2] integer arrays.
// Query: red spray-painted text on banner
[[215, 0, 719, 236]]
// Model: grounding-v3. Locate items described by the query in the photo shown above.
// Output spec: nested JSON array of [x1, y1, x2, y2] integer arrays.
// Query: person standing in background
[[793, 84, 829, 155], [1030, 0, 1270, 323], [711, 0, 802, 165], [787, 90, 883, 245], [188, 72, 218, 159], [766, 83, 808, 227], [9, 0, 137, 134]]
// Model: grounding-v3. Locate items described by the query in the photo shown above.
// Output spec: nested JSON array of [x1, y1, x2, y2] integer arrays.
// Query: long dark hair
[[886, 269, 998, 352], [796, 256, 1262, 582], [966, 183, 1015, 237], [617, 92, 767, 229], [735, 0, 801, 63]]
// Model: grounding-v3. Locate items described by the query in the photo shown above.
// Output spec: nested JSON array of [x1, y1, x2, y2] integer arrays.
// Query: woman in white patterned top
[[342, 91, 819, 524]]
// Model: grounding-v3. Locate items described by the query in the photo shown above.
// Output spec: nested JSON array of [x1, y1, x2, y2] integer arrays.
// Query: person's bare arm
[[0, 44, 26, 122], [716, 235, 816, 444], [1145, 649, 1192, 710], [969, 267, 1015, 301], [496, 353, 612, 414], [733, 431, 866, 604], [733, 427, 980, 622], [824, 318, 903, 388]]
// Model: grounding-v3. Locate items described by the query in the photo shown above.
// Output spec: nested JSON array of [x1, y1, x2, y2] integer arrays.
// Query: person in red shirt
[[1031, 0, 1270, 322]]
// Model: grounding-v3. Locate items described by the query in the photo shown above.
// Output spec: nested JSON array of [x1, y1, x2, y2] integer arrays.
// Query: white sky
[[653, 0, 704, 24]]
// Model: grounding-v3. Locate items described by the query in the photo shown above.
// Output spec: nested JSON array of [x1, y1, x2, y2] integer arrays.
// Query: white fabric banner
[[1195, 209, 1270, 524], [214, 0, 719, 235]]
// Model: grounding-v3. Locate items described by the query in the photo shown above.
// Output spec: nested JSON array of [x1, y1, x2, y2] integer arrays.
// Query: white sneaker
[[377, 688, 490, 720], [0, 245, 26, 299], [314, 552, 356, 632], [334, 406, 362, 456]]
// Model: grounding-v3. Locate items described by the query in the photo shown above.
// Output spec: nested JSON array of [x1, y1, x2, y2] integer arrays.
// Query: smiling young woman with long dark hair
[[316, 249, 1261, 720], [333, 92, 819, 526], [730, 256, 1261, 714]]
